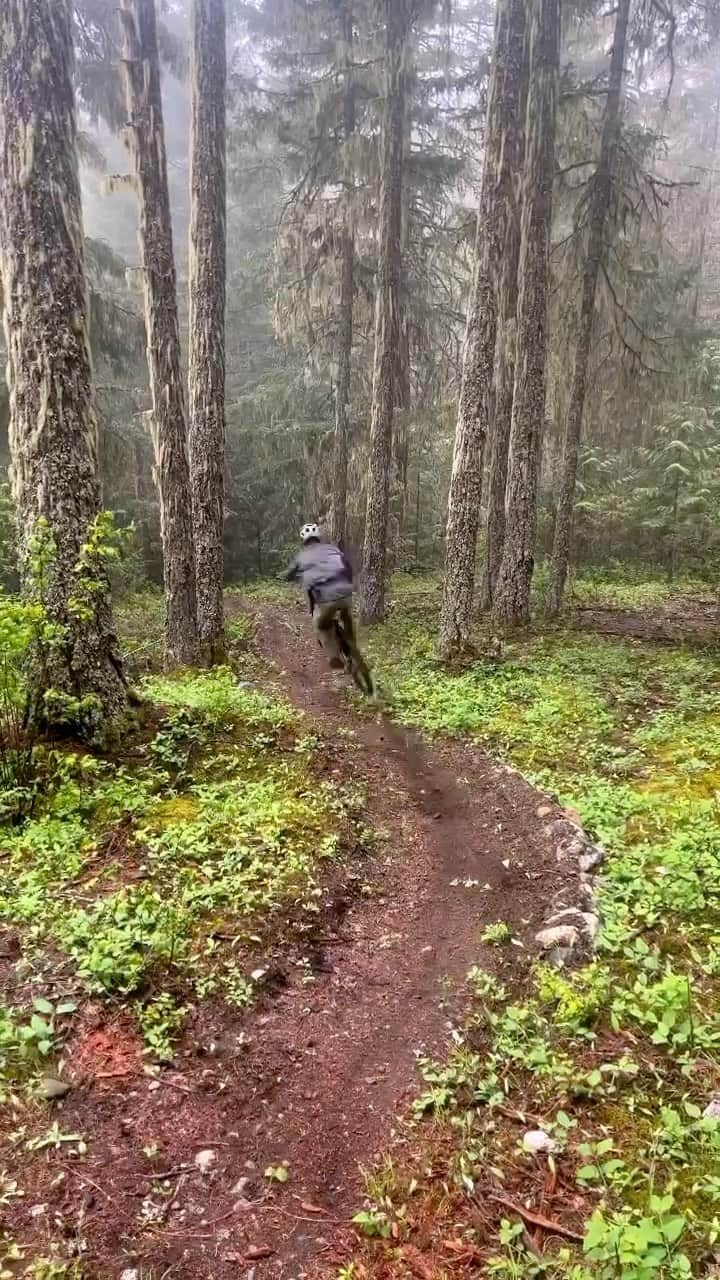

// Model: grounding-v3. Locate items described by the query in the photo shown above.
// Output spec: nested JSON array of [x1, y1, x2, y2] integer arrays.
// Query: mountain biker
[[283, 523, 357, 670]]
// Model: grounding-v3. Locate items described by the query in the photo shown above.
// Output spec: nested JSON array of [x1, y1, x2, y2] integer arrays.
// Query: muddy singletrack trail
[[191, 598, 570, 1278], [2, 601, 574, 1280]]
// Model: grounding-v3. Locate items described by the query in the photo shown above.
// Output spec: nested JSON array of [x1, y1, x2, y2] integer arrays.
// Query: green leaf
[[583, 1212, 608, 1251], [32, 998, 55, 1016], [662, 1215, 686, 1243]]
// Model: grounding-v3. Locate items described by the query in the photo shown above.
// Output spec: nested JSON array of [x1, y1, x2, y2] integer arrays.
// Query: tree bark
[[119, 0, 198, 667], [439, 0, 527, 657], [492, 0, 560, 628], [546, 0, 631, 614], [188, 0, 226, 662], [0, 0, 128, 738], [480, 5, 528, 612], [329, 3, 355, 549], [358, 0, 408, 624], [691, 90, 720, 322]]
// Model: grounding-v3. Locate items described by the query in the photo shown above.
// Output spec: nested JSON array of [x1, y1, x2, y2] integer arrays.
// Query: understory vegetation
[[0, 601, 361, 1272], [341, 574, 720, 1278]]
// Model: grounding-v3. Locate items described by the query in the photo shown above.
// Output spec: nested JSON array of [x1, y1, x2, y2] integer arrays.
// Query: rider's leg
[[313, 601, 343, 668], [337, 602, 357, 651]]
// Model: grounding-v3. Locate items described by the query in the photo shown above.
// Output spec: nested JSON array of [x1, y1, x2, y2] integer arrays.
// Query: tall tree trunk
[[690, 88, 720, 324], [0, 0, 128, 738], [119, 0, 198, 667], [329, 3, 355, 548], [188, 0, 226, 662], [546, 0, 631, 614], [439, 0, 527, 657], [358, 0, 408, 624], [492, 0, 560, 627], [480, 5, 528, 612]]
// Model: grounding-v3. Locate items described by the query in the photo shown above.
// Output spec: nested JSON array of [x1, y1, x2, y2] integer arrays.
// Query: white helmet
[[300, 522, 320, 544]]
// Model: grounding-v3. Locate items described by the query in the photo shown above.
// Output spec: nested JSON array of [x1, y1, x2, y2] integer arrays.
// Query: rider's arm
[[281, 557, 300, 582]]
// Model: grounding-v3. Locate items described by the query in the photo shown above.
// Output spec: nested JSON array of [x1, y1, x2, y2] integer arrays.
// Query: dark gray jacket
[[284, 540, 353, 604]]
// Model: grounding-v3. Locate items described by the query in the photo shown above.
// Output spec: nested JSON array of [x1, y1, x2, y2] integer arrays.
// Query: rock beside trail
[[533, 807, 605, 967], [522, 1129, 558, 1154], [535, 924, 579, 951], [195, 1149, 218, 1175], [41, 1076, 72, 1100], [579, 845, 605, 872]]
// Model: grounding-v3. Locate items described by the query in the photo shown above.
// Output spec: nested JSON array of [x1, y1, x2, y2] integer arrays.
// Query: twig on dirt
[[489, 1195, 584, 1242], [139, 1164, 192, 1180], [151, 1206, 241, 1240], [269, 1204, 343, 1225], [493, 1103, 547, 1128], [157, 1078, 196, 1094], [58, 1164, 119, 1208], [157, 1174, 185, 1223]]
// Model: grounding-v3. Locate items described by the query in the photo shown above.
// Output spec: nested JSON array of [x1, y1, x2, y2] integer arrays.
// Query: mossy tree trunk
[[0, 0, 128, 738], [492, 0, 560, 628], [119, 0, 199, 667], [439, 0, 528, 657], [358, 0, 408, 623], [546, 0, 631, 615], [188, 0, 227, 662]]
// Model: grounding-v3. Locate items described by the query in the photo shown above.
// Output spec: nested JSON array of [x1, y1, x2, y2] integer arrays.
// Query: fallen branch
[[489, 1195, 584, 1242]]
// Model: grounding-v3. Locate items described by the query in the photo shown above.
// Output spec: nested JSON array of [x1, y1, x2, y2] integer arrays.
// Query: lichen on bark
[[0, 0, 129, 740]]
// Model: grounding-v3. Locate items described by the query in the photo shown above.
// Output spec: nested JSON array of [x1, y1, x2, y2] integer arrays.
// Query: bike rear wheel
[[334, 620, 375, 697]]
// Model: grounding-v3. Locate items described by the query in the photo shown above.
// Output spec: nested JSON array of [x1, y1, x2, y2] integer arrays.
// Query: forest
[[1, 0, 720, 1276]]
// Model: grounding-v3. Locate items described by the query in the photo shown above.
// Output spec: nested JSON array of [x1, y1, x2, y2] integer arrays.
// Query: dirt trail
[[4, 602, 570, 1280], [571, 596, 720, 644], [197, 600, 567, 1278]]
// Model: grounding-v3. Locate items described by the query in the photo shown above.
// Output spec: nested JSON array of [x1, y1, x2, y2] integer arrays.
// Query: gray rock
[[576, 881, 595, 907], [41, 1076, 71, 1100], [556, 836, 589, 863], [579, 845, 605, 872], [194, 1149, 218, 1175], [536, 924, 579, 951], [546, 818, 581, 843], [523, 1129, 558, 1154], [547, 906, 586, 927], [120, 1272, 140, 1280], [547, 946, 573, 969], [581, 912, 600, 940], [704, 1097, 720, 1119]]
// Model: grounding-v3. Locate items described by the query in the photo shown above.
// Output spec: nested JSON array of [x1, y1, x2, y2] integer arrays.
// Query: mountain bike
[[333, 613, 375, 698], [307, 591, 375, 697]]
